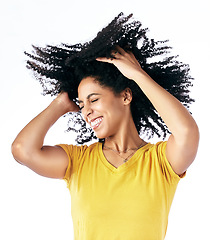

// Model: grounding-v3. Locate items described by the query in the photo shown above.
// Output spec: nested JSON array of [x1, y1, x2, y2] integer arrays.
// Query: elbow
[[11, 141, 28, 165], [180, 121, 200, 144], [186, 121, 199, 140], [173, 119, 200, 144]]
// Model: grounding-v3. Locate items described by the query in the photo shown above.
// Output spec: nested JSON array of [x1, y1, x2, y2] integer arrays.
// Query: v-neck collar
[[97, 142, 152, 174]]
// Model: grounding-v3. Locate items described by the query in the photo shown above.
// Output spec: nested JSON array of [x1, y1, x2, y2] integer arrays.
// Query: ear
[[122, 88, 132, 105]]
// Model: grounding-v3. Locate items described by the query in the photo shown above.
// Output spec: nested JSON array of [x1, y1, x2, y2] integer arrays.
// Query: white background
[[1, 0, 209, 239]]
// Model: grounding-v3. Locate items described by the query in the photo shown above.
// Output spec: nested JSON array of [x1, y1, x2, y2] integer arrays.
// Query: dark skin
[[97, 46, 199, 174], [12, 47, 199, 177], [78, 76, 147, 168]]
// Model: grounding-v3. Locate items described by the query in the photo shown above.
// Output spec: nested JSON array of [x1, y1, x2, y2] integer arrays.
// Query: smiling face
[[78, 77, 133, 139]]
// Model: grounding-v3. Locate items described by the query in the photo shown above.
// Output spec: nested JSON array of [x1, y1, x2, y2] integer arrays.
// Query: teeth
[[90, 117, 103, 127]]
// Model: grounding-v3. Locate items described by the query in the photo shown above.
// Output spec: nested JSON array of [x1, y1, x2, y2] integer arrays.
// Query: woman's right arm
[[11, 92, 79, 179]]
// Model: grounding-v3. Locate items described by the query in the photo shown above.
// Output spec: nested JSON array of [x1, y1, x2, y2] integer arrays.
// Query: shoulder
[[147, 141, 171, 165], [140, 141, 166, 155], [152, 141, 167, 153], [57, 142, 99, 158], [149, 141, 185, 180], [145, 141, 166, 151]]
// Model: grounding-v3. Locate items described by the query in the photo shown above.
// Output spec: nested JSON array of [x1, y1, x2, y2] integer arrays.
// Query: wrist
[[132, 69, 150, 83], [49, 98, 70, 116]]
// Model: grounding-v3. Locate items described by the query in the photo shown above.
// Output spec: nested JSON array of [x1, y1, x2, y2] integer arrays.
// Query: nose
[[82, 104, 93, 122]]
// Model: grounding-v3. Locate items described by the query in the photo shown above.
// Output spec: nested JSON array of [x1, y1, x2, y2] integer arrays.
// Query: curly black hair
[[24, 12, 194, 144]]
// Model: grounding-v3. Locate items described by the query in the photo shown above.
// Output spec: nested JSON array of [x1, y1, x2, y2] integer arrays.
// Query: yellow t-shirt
[[58, 141, 185, 240]]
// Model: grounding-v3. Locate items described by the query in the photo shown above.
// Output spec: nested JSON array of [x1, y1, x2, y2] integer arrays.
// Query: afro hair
[[25, 12, 194, 144]]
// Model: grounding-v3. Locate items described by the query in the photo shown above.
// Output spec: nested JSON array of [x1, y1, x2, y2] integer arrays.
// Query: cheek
[[93, 102, 124, 138], [104, 102, 125, 127]]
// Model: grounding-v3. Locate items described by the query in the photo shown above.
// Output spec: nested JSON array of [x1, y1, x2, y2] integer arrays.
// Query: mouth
[[89, 117, 103, 130]]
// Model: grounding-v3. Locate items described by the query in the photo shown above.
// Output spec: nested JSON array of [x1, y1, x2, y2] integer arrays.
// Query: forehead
[[78, 77, 110, 99]]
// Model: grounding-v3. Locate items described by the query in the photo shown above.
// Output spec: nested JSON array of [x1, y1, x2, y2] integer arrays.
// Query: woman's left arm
[[97, 46, 199, 175]]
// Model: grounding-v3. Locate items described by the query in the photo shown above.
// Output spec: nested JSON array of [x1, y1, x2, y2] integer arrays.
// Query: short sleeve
[[57, 144, 88, 187], [156, 141, 186, 183]]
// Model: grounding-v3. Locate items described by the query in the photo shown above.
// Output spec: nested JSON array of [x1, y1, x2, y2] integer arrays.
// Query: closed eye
[[91, 98, 99, 103], [79, 99, 99, 111]]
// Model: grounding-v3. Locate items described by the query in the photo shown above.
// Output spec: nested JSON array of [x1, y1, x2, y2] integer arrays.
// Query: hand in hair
[[24, 13, 195, 144], [96, 46, 144, 81], [55, 92, 80, 113]]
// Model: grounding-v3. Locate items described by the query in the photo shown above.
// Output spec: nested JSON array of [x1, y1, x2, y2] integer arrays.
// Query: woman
[[12, 13, 199, 239]]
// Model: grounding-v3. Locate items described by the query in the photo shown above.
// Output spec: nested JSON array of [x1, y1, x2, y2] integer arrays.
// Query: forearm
[[12, 99, 68, 162], [133, 70, 198, 140]]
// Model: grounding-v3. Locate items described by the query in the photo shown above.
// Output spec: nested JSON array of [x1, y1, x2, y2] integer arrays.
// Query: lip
[[88, 117, 103, 130]]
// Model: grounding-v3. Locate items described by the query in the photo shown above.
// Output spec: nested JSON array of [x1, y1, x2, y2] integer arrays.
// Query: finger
[[115, 46, 135, 61], [96, 57, 109, 62], [128, 51, 141, 67], [119, 47, 141, 67], [96, 57, 115, 63], [115, 46, 127, 55], [115, 46, 135, 60], [110, 49, 121, 59]]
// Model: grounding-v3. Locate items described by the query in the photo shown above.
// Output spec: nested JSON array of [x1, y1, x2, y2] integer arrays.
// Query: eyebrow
[[78, 93, 102, 103]]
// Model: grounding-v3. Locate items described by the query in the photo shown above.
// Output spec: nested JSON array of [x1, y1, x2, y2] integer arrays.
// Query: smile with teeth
[[90, 117, 103, 130]]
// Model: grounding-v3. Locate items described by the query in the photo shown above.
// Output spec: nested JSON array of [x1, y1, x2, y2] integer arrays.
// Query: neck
[[103, 117, 145, 152]]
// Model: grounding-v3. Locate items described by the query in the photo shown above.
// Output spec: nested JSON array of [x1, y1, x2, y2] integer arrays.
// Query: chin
[[95, 132, 106, 140], [94, 129, 115, 140], [94, 129, 109, 140]]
